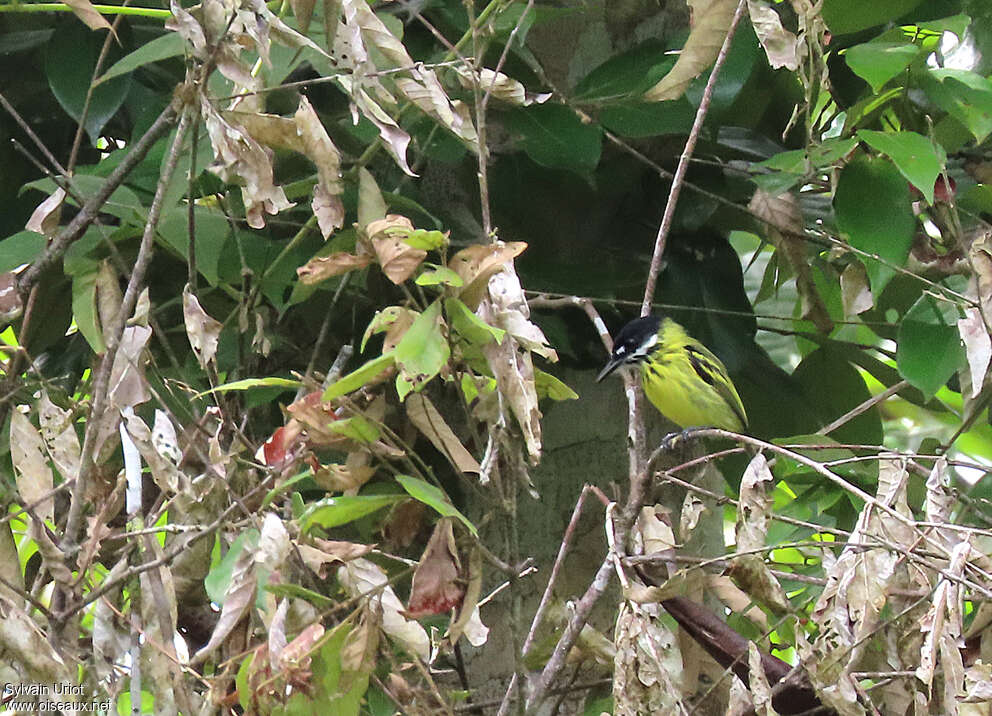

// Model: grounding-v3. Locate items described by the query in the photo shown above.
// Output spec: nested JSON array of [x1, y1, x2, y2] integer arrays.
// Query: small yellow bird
[[597, 315, 747, 432]]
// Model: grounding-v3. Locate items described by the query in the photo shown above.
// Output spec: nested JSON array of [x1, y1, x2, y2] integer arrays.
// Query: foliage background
[[2, 0, 992, 713]]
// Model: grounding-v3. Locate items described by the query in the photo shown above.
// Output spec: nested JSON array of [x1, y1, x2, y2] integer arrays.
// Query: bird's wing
[[684, 344, 748, 429]]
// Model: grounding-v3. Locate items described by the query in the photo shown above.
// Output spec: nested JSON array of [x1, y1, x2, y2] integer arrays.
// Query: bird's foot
[[661, 428, 699, 452]]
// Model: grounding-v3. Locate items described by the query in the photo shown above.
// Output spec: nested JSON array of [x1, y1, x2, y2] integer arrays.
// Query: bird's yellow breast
[[640, 319, 747, 431]]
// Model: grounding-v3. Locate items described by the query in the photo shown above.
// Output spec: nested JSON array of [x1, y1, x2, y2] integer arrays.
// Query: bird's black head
[[596, 315, 662, 382]]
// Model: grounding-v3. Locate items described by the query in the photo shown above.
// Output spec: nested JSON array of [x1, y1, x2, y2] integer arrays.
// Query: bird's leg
[[661, 427, 703, 452]]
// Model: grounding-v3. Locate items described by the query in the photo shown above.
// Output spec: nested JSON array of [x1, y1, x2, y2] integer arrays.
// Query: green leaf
[[264, 582, 335, 608], [445, 297, 505, 346], [821, 0, 924, 35], [71, 268, 104, 354], [599, 100, 695, 138], [960, 184, 992, 216], [897, 292, 965, 398], [415, 265, 463, 287], [97, 32, 185, 85], [322, 353, 396, 401], [506, 104, 602, 173], [574, 41, 675, 101], [25, 174, 144, 226], [925, 69, 992, 143], [0, 232, 45, 273], [845, 42, 920, 93], [262, 469, 314, 509], [299, 494, 402, 533], [534, 369, 579, 401], [157, 206, 230, 286], [792, 347, 883, 446], [394, 300, 450, 400], [404, 229, 447, 251], [327, 415, 381, 444], [195, 377, 301, 398], [395, 475, 477, 536], [205, 530, 258, 604], [834, 155, 914, 293], [45, 21, 131, 143], [857, 130, 945, 203]]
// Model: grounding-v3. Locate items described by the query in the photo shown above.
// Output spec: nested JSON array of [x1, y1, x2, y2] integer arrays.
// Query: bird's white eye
[[615, 345, 626, 355]]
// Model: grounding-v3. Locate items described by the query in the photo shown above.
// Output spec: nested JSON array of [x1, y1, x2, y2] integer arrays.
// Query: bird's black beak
[[596, 356, 623, 382]]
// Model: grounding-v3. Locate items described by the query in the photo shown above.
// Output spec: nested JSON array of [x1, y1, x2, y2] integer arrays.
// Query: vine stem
[[640, 0, 749, 317]]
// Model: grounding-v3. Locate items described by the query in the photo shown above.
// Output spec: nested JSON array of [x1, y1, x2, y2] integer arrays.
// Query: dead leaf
[[38, 391, 81, 483], [447, 545, 486, 647], [298, 539, 374, 578], [191, 542, 256, 665], [201, 99, 294, 230], [108, 325, 152, 411], [405, 518, 464, 618], [448, 242, 527, 310], [25, 187, 66, 237], [291, 0, 317, 34], [279, 622, 324, 670], [840, 261, 873, 317], [959, 307, 991, 398], [313, 462, 376, 492], [406, 394, 480, 474], [297, 251, 373, 284], [383, 499, 427, 549], [750, 188, 833, 333], [337, 557, 430, 660], [644, 0, 740, 101], [10, 410, 54, 523], [368, 215, 427, 284], [64, 0, 113, 32], [183, 285, 223, 370], [340, 601, 381, 691], [454, 67, 551, 107], [748, 0, 801, 70]]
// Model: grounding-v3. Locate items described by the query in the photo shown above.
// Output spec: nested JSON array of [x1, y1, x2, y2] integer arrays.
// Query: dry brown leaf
[[25, 187, 65, 237], [298, 539, 374, 578], [38, 391, 81, 483], [405, 518, 464, 619], [191, 543, 256, 665], [0, 272, 23, 323], [295, 96, 345, 238], [297, 251, 373, 284], [313, 462, 376, 492], [64, 0, 113, 31], [337, 558, 429, 660], [0, 596, 72, 684], [201, 100, 294, 230], [367, 215, 427, 284], [406, 394, 480, 474], [183, 285, 222, 370], [448, 241, 527, 310], [959, 307, 991, 398], [613, 602, 685, 715], [279, 622, 324, 670], [447, 545, 486, 647], [748, 1, 801, 70], [750, 189, 833, 333], [840, 261, 873, 317], [340, 601, 381, 692], [644, 0, 740, 101], [291, 0, 317, 34], [382, 499, 427, 549], [10, 410, 54, 523]]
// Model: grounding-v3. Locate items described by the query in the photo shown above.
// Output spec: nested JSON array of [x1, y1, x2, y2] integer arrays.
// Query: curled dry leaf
[[487, 270, 557, 361], [613, 602, 684, 715], [958, 307, 991, 398], [183, 285, 223, 370], [367, 215, 428, 284], [0, 596, 71, 684], [25, 187, 65, 237], [454, 67, 552, 107], [297, 251, 373, 284], [10, 410, 54, 524], [298, 539, 374, 578], [339, 601, 381, 692], [63, 0, 113, 32], [313, 462, 376, 492], [190, 541, 257, 666], [38, 391, 81, 483], [448, 241, 527, 310], [840, 261, 873, 317], [337, 557, 430, 660], [643, 0, 740, 101], [201, 99, 294, 230], [279, 622, 325, 671], [406, 394, 480, 474], [405, 518, 464, 619], [257, 513, 291, 573], [748, 0, 801, 70], [750, 188, 833, 333]]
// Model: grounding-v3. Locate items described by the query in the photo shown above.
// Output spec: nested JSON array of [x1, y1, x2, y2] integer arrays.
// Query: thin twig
[[640, 0, 748, 317]]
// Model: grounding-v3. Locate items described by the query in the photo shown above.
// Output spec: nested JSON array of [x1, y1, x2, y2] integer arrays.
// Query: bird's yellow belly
[[642, 360, 743, 431]]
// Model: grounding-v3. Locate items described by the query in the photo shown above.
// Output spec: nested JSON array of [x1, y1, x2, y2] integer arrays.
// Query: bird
[[596, 314, 748, 432]]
